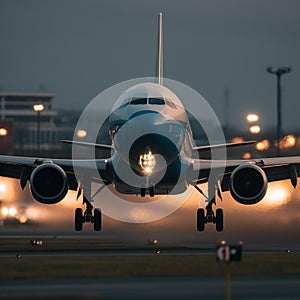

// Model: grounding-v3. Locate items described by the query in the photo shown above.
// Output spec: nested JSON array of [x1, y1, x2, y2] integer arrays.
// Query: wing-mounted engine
[[30, 163, 69, 204], [230, 163, 268, 205]]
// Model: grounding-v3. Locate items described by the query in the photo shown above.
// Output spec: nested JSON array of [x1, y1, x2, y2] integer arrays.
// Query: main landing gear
[[75, 191, 102, 232], [195, 181, 224, 232]]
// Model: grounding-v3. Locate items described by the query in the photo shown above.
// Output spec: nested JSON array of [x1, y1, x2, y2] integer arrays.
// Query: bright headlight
[[139, 150, 156, 175]]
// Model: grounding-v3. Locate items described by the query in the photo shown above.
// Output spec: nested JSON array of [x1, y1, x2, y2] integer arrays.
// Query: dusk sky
[[1, 0, 300, 132]]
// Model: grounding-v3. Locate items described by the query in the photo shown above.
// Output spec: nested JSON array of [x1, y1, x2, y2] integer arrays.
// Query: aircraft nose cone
[[129, 110, 166, 125], [114, 110, 184, 172]]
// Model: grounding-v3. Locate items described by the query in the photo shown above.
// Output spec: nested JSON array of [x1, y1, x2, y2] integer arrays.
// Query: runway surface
[[1, 235, 299, 299], [1, 276, 300, 299], [0, 248, 296, 258]]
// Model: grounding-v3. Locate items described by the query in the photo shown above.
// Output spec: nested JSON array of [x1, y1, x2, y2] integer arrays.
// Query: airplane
[[0, 13, 299, 232]]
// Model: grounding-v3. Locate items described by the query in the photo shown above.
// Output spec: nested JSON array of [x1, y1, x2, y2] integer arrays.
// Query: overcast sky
[[1, 0, 300, 131]]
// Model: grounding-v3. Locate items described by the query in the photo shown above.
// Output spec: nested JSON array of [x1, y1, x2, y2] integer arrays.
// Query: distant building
[[0, 92, 73, 156]]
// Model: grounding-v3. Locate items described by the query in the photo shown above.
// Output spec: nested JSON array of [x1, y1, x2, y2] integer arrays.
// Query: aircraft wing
[[192, 140, 256, 152], [192, 156, 300, 191], [0, 155, 110, 191], [61, 140, 113, 150]]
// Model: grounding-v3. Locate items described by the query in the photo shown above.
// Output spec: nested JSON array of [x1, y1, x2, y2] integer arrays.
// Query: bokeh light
[[280, 134, 296, 149], [256, 139, 270, 151], [249, 125, 261, 134], [76, 129, 87, 138], [246, 113, 259, 123]]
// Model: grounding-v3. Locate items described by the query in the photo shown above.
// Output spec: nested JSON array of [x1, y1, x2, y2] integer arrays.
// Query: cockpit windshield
[[130, 98, 147, 105], [119, 97, 175, 107], [149, 97, 165, 105]]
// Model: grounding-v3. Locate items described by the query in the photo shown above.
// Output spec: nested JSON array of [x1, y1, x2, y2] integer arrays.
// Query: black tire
[[93, 208, 102, 231], [75, 208, 83, 231], [216, 208, 224, 232], [149, 187, 155, 197], [197, 208, 205, 231], [141, 188, 146, 197]]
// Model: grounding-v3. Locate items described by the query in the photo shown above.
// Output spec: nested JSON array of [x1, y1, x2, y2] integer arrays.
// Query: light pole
[[267, 66, 291, 156], [33, 104, 45, 156]]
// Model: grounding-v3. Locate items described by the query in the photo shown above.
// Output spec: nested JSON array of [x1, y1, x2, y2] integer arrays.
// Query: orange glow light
[[256, 139, 270, 151], [0, 183, 6, 193], [280, 134, 296, 149], [243, 152, 251, 159], [246, 114, 259, 123], [0, 128, 8, 136], [33, 104, 45, 112], [249, 125, 261, 134], [261, 181, 291, 208], [76, 129, 87, 138], [231, 137, 244, 143]]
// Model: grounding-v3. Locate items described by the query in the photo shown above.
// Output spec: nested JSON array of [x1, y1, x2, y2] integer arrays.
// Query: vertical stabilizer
[[155, 12, 164, 85]]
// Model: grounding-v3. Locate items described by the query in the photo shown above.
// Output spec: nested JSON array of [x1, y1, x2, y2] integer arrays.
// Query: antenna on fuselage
[[155, 12, 164, 85]]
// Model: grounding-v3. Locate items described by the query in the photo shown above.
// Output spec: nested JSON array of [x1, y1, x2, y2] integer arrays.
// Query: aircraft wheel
[[216, 208, 224, 232], [141, 188, 146, 197], [93, 208, 102, 231], [197, 208, 205, 231], [75, 208, 83, 231]]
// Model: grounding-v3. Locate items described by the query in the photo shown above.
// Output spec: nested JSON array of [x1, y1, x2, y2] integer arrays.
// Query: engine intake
[[230, 164, 268, 205], [30, 163, 68, 204]]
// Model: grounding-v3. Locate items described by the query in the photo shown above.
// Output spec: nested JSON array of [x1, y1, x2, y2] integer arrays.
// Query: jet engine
[[230, 164, 268, 205], [30, 163, 69, 204]]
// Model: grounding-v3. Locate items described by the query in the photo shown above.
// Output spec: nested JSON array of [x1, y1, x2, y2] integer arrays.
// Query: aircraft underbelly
[[113, 157, 188, 195]]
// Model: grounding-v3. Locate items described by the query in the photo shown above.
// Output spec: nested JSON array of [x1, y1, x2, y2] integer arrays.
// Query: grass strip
[[1, 253, 300, 279]]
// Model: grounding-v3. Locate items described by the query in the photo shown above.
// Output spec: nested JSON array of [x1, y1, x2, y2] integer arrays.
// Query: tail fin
[[155, 12, 164, 85]]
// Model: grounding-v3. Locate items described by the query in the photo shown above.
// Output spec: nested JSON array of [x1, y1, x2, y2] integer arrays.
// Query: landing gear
[[195, 181, 224, 232], [75, 208, 83, 231], [140, 186, 155, 197], [215, 208, 223, 232], [74, 194, 102, 232], [196, 206, 223, 232], [93, 208, 102, 231]]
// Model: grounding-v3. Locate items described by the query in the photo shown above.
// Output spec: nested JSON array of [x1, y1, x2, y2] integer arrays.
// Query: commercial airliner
[[0, 13, 299, 232]]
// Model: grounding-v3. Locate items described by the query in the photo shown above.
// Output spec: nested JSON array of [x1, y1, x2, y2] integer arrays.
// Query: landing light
[[9, 207, 17, 217], [1, 207, 8, 216], [1, 206, 17, 217], [139, 151, 156, 175]]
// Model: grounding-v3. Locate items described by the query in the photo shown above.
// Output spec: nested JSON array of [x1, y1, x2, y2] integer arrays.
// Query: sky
[[0, 0, 300, 132]]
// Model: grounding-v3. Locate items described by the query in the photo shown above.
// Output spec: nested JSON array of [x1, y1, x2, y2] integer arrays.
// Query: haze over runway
[[1, 177, 300, 249]]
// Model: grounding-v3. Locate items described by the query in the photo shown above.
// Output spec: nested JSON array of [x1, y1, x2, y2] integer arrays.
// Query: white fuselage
[[108, 83, 194, 196]]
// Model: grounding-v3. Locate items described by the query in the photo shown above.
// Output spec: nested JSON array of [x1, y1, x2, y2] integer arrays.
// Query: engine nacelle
[[30, 163, 68, 204], [230, 164, 268, 205]]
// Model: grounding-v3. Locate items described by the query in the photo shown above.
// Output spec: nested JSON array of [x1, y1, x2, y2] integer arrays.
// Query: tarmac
[[1, 276, 300, 299]]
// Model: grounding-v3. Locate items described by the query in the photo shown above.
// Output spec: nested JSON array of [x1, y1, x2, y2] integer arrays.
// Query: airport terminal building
[[0, 92, 74, 157]]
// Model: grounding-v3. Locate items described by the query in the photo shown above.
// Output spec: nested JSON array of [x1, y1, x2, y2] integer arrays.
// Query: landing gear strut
[[195, 181, 224, 232], [75, 194, 102, 231]]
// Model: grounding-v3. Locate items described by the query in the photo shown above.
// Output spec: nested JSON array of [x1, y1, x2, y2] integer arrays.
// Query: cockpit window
[[149, 97, 165, 105], [130, 98, 147, 105]]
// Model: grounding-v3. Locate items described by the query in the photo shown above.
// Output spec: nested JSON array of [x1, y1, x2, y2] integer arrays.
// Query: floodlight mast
[[267, 66, 291, 156]]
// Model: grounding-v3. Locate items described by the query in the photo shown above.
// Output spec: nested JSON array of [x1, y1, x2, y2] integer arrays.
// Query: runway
[[1, 237, 300, 299], [0, 247, 297, 259], [1, 276, 300, 299]]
